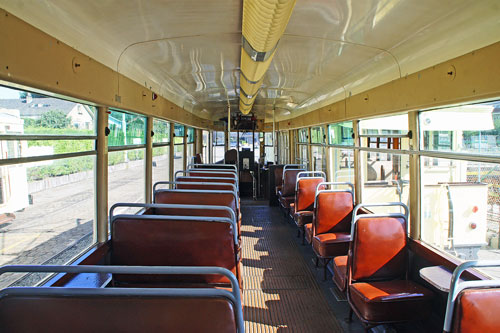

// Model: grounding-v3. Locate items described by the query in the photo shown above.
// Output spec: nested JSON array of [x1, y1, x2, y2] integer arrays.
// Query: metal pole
[[145, 117, 153, 203], [96, 106, 108, 243], [169, 122, 174, 183]]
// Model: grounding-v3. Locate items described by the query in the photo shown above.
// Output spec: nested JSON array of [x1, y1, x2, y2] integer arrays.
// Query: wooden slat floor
[[241, 203, 343, 332]]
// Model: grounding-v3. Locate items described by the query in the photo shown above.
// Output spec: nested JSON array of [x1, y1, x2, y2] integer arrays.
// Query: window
[[359, 114, 410, 213], [152, 120, 170, 187], [298, 128, 308, 143], [296, 129, 309, 168], [173, 124, 185, 175], [213, 131, 225, 163], [108, 110, 146, 215], [419, 101, 500, 279], [328, 121, 354, 146], [278, 131, 289, 164], [264, 132, 275, 164], [310, 126, 325, 144], [0, 85, 96, 288], [202, 130, 209, 163]]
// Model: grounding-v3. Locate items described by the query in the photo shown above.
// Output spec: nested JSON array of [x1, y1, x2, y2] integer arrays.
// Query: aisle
[[241, 202, 342, 332]]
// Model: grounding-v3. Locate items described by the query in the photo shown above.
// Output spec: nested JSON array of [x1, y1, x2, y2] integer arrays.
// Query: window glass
[[173, 144, 184, 175], [0, 86, 96, 136], [311, 145, 326, 172], [186, 143, 195, 165], [420, 101, 500, 156], [298, 128, 308, 143], [108, 149, 145, 214], [420, 156, 500, 278], [152, 146, 169, 186], [213, 131, 225, 163], [361, 151, 409, 213], [359, 114, 408, 149], [187, 127, 195, 144], [202, 130, 209, 163], [152, 119, 170, 144], [328, 121, 354, 146], [174, 124, 185, 139], [310, 127, 325, 144], [0, 86, 97, 288], [298, 144, 308, 169], [229, 132, 238, 149], [264, 132, 273, 146], [108, 110, 145, 146], [328, 147, 354, 183], [0, 156, 95, 288]]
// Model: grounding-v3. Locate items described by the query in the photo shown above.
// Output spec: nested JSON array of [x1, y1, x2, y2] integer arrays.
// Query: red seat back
[[0, 295, 237, 332], [177, 176, 237, 186], [351, 216, 407, 281], [314, 191, 353, 235], [175, 182, 235, 191], [295, 178, 324, 212], [453, 288, 500, 333], [154, 191, 237, 216], [188, 171, 236, 179], [281, 169, 303, 196], [111, 216, 237, 285]]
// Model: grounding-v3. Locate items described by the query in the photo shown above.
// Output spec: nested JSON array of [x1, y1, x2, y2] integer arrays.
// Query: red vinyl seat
[[274, 166, 284, 196], [278, 169, 303, 213], [311, 188, 353, 280], [305, 224, 313, 244], [451, 288, 500, 333], [332, 255, 347, 292], [347, 209, 433, 329], [292, 177, 325, 244], [111, 215, 240, 288]]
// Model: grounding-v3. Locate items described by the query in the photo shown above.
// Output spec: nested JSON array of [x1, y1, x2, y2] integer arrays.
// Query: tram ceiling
[[0, 0, 499, 123]]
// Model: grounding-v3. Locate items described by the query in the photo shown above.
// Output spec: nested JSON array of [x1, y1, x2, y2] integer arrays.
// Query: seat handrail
[[110, 211, 238, 246], [444, 260, 500, 333], [153, 189, 239, 211], [295, 171, 326, 192], [188, 163, 237, 171], [353, 202, 409, 222], [0, 264, 244, 332], [282, 168, 306, 187], [175, 170, 237, 180], [283, 164, 306, 172], [313, 182, 354, 209], [154, 181, 237, 193], [350, 212, 408, 237], [110, 202, 236, 227]]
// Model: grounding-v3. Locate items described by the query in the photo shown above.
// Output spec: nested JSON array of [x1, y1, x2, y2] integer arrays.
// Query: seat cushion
[[312, 232, 350, 258], [349, 280, 433, 323], [294, 211, 313, 227], [305, 224, 313, 244], [333, 255, 347, 292]]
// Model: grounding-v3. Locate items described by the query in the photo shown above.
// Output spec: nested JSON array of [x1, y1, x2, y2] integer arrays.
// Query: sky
[[0, 86, 20, 99]]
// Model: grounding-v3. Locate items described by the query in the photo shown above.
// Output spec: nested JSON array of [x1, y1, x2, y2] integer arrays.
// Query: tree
[[38, 110, 70, 129]]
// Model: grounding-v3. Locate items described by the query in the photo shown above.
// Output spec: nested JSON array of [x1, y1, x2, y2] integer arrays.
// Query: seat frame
[[312, 182, 354, 280]]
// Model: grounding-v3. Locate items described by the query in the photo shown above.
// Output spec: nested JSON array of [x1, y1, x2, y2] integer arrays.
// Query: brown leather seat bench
[[0, 265, 244, 333], [278, 167, 305, 214], [110, 204, 240, 288], [346, 203, 433, 329], [292, 172, 326, 244], [153, 189, 241, 239], [444, 261, 500, 333], [311, 182, 353, 280]]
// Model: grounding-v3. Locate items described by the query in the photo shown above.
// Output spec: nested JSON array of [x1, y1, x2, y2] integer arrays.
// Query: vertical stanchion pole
[[145, 117, 153, 203], [96, 106, 108, 243]]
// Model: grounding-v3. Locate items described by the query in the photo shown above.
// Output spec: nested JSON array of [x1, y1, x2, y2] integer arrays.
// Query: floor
[[240, 199, 364, 332]]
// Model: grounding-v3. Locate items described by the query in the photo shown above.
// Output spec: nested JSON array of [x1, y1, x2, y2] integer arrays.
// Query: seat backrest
[[194, 153, 202, 164], [452, 288, 500, 333], [176, 176, 237, 186], [274, 166, 284, 187], [295, 177, 324, 212], [154, 191, 238, 215], [314, 191, 353, 235], [111, 216, 237, 284], [281, 169, 304, 196], [350, 216, 407, 281], [188, 171, 237, 179], [175, 182, 236, 191]]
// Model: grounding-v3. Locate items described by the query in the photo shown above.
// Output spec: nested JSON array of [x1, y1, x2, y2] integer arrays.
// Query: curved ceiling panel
[[1, 0, 499, 122]]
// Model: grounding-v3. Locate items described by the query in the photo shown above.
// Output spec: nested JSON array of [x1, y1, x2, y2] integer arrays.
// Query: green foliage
[[38, 110, 71, 129], [27, 156, 94, 181]]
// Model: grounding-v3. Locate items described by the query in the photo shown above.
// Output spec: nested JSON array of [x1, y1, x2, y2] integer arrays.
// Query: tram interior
[[0, 0, 500, 332]]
